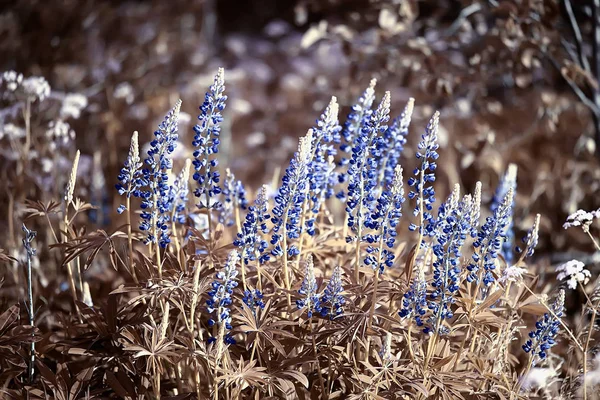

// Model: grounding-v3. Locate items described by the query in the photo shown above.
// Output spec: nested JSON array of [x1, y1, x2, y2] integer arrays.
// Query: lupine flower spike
[[207, 250, 239, 351], [296, 254, 321, 318], [221, 168, 249, 229], [320, 265, 345, 319], [378, 97, 413, 190], [491, 164, 517, 264], [467, 187, 515, 293], [522, 290, 564, 366], [192, 68, 227, 238], [169, 159, 191, 226], [235, 185, 270, 291], [399, 263, 427, 328], [426, 189, 473, 336], [339, 79, 377, 165], [407, 111, 439, 282], [346, 92, 392, 282], [139, 99, 181, 277], [116, 131, 143, 214], [242, 289, 265, 317], [116, 131, 143, 278], [271, 130, 313, 303]]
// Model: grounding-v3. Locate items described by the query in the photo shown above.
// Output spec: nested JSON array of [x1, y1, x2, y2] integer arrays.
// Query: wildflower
[[139, 100, 181, 248], [407, 111, 440, 239], [564, 208, 600, 231], [346, 92, 392, 240], [1, 123, 25, 140], [556, 260, 590, 290], [235, 185, 270, 264], [467, 187, 514, 287], [192, 68, 226, 214], [399, 266, 427, 327], [339, 79, 377, 159], [220, 168, 249, 227], [499, 264, 528, 284], [64, 150, 80, 206], [491, 164, 517, 264], [522, 290, 564, 365], [1, 71, 23, 95], [303, 96, 341, 226], [470, 181, 482, 237], [270, 130, 313, 258], [319, 265, 345, 319], [426, 189, 473, 335], [379, 98, 413, 189], [60, 93, 88, 119], [242, 289, 265, 315], [520, 367, 558, 391], [516, 214, 541, 259], [379, 332, 393, 364], [207, 250, 239, 345], [45, 120, 75, 151], [363, 165, 405, 274], [169, 159, 191, 224], [116, 131, 143, 214], [296, 254, 321, 318], [21, 76, 51, 102]]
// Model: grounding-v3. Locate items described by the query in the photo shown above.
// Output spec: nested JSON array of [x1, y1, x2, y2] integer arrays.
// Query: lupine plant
[[1, 67, 595, 400]]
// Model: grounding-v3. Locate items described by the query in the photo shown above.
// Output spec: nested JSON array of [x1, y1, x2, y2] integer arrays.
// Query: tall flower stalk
[[271, 130, 313, 306], [116, 131, 142, 280], [192, 68, 227, 240], [407, 111, 440, 283], [366, 165, 405, 327], [139, 100, 181, 276], [346, 92, 392, 282], [22, 224, 36, 383]]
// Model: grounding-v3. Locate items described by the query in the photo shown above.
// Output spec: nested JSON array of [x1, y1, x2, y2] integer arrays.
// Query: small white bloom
[[520, 367, 556, 391], [1, 123, 25, 139], [564, 209, 600, 230], [21, 76, 51, 102], [556, 259, 591, 289], [500, 264, 528, 283], [60, 93, 88, 119]]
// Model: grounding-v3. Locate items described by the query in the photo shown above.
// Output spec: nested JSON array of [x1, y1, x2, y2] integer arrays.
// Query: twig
[[22, 224, 37, 383]]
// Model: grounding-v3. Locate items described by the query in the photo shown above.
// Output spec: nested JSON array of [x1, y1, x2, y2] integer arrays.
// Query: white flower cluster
[[563, 209, 600, 231], [45, 120, 75, 151], [0, 123, 25, 141], [1, 70, 50, 102], [60, 93, 88, 119], [500, 264, 528, 284], [556, 259, 591, 290]]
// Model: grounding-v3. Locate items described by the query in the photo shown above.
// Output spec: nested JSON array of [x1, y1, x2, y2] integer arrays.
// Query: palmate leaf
[[51, 228, 127, 271]]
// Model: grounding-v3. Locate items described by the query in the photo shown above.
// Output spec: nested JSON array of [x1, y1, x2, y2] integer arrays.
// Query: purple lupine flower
[[220, 168, 249, 227], [363, 165, 405, 274], [491, 164, 517, 264], [319, 265, 345, 319], [467, 187, 514, 288], [399, 267, 427, 327], [378, 98, 413, 189], [407, 111, 440, 240], [168, 159, 191, 225], [296, 254, 321, 318], [242, 289, 265, 316], [270, 130, 313, 258], [522, 290, 564, 365], [207, 250, 239, 345], [234, 185, 271, 264], [192, 68, 227, 214], [116, 131, 143, 213], [306, 97, 341, 235], [139, 100, 181, 248], [425, 187, 474, 335], [345, 92, 392, 243], [339, 79, 377, 163]]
